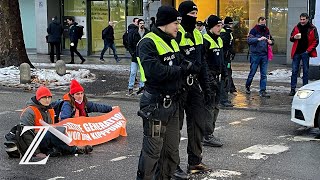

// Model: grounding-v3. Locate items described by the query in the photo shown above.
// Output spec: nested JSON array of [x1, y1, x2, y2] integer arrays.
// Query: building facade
[[20, 0, 318, 64]]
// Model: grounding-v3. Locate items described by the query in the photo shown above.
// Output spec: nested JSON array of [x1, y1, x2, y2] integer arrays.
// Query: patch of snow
[[208, 170, 242, 178], [239, 144, 289, 160], [0, 66, 95, 90]]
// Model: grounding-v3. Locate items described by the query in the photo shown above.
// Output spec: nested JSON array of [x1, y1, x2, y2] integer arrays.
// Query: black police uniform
[[176, 25, 211, 167], [203, 31, 228, 137], [136, 27, 186, 180]]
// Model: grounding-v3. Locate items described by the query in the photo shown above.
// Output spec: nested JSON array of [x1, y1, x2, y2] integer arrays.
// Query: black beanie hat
[[224, 17, 233, 25], [156, 6, 181, 26], [178, 1, 198, 16], [206, 15, 222, 29]]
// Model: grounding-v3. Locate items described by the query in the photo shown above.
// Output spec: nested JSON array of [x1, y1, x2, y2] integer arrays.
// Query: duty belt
[[143, 90, 176, 109]]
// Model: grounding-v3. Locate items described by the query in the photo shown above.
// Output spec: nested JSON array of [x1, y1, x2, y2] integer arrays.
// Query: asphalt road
[[0, 88, 319, 180]]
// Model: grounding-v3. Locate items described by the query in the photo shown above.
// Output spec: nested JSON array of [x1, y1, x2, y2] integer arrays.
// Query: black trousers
[[179, 81, 207, 165], [70, 41, 85, 62], [137, 91, 180, 180], [49, 42, 61, 63], [205, 76, 221, 136]]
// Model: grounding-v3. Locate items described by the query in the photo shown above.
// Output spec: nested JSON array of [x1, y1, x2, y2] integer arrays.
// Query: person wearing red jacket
[[289, 13, 319, 96]]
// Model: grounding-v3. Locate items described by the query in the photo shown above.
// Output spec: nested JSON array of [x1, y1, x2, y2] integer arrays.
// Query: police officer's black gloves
[[179, 59, 193, 75]]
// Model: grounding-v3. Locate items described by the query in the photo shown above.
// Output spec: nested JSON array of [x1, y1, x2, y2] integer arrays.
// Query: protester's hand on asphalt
[[35, 153, 47, 158], [112, 106, 119, 110]]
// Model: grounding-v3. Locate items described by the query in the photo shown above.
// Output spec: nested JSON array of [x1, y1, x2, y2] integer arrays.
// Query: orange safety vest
[[21, 106, 55, 126]]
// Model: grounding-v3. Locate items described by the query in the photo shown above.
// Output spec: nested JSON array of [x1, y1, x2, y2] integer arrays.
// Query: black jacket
[[127, 24, 139, 55], [220, 25, 235, 63], [129, 28, 149, 62], [68, 22, 79, 43], [102, 25, 115, 43], [47, 20, 63, 43], [204, 31, 228, 78], [137, 27, 184, 94], [176, 27, 211, 95]]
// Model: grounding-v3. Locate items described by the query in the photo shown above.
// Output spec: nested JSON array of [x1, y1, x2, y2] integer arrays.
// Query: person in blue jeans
[[245, 17, 274, 98], [289, 13, 319, 96], [127, 19, 148, 96], [100, 21, 119, 63]]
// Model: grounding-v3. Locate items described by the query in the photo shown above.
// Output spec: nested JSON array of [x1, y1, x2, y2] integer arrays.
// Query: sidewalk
[[28, 54, 293, 114]]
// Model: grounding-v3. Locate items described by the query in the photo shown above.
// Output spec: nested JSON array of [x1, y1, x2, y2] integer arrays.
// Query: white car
[[291, 80, 320, 127]]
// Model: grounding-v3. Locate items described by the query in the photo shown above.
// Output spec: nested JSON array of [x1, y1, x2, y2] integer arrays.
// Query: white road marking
[[47, 177, 65, 180], [239, 144, 289, 160], [241, 117, 256, 121], [229, 117, 256, 125], [229, 121, 241, 125], [110, 156, 127, 161], [72, 169, 84, 173], [292, 136, 320, 141], [15, 109, 23, 112], [0, 111, 12, 115], [207, 170, 242, 178]]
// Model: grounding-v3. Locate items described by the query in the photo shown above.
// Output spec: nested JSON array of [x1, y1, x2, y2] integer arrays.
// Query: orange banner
[[53, 107, 127, 146]]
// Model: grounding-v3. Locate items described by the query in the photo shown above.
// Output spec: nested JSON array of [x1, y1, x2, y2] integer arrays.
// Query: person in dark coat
[[66, 17, 86, 64], [100, 21, 119, 63], [47, 16, 63, 63], [127, 19, 149, 96]]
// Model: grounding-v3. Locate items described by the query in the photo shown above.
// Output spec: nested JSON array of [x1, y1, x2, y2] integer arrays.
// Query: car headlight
[[296, 90, 314, 99]]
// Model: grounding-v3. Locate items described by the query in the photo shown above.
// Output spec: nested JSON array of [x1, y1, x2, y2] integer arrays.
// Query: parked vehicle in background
[[291, 80, 320, 128]]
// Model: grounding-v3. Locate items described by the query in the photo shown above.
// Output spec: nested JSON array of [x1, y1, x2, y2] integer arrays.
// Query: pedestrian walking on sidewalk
[[289, 13, 319, 96], [100, 21, 120, 63], [47, 16, 63, 63], [66, 17, 86, 64], [245, 17, 274, 97]]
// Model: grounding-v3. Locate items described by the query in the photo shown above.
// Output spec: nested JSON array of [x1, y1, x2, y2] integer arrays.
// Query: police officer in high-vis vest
[[203, 15, 228, 147], [136, 6, 193, 180], [173, 1, 212, 179], [220, 16, 236, 107]]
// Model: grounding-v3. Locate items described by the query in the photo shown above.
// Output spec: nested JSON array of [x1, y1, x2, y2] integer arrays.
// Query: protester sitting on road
[[20, 86, 92, 157], [59, 79, 113, 120]]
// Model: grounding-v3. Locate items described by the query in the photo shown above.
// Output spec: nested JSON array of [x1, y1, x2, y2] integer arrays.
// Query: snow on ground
[[0, 63, 314, 93], [0, 66, 96, 90], [233, 69, 293, 83], [33, 63, 130, 72]]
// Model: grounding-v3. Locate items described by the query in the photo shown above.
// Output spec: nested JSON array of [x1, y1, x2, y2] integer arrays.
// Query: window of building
[[175, 0, 217, 22], [127, 0, 143, 16], [267, 0, 288, 54]]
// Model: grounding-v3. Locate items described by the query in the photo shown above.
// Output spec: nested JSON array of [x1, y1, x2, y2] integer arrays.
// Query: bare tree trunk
[[0, 0, 34, 68]]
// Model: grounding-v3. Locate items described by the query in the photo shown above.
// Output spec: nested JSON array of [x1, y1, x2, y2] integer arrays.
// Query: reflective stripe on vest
[[178, 25, 203, 46], [21, 106, 55, 127], [203, 33, 223, 49], [220, 28, 233, 41], [137, 32, 180, 82]]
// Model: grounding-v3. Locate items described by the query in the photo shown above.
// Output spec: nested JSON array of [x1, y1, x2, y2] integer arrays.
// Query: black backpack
[[4, 125, 31, 158], [76, 25, 84, 40], [50, 99, 65, 123], [102, 27, 108, 40], [122, 31, 129, 50]]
